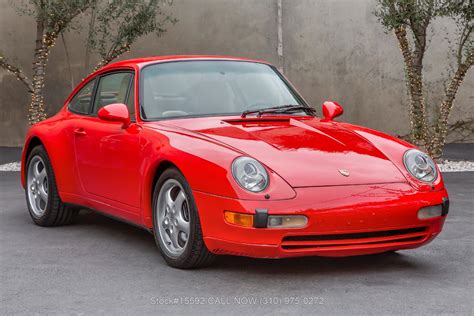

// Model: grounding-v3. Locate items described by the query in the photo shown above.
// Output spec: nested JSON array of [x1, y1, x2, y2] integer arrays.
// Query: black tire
[[25, 145, 79, 226], [152, 167, 215, 269]]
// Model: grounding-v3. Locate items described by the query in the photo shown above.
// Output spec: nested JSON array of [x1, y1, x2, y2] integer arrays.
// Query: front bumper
[[194, 182, 448, 258]]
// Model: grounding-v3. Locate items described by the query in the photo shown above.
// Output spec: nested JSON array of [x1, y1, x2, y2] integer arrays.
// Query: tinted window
[[92, 72, 133, 114], [141, 61, 301, 119], [68, 79, 95, 114]]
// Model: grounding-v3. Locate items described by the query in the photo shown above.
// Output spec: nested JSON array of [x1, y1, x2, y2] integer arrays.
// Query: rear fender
[[21, 113, 80, 198]]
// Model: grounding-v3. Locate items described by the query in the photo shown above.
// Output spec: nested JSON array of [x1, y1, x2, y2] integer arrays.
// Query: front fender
[[139, 126, 296, 227], [342, 123, 445, 192]]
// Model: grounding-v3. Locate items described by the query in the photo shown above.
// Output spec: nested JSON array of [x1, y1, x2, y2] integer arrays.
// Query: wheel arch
[[21, 136, 45, 188], [142, 159, 183, 228], [151, 160, 182, 196]]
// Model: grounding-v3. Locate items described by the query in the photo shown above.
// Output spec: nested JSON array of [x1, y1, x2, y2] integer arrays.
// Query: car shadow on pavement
[[214, 252, 424, 276], [75, 209, 429, 276]]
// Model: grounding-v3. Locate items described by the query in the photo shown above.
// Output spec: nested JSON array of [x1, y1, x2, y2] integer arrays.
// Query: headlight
[[403, 149, 438, 182], [231, 157, 269, 192]]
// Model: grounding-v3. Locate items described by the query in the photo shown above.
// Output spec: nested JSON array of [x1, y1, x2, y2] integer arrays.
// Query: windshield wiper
[[241, 104, 316, 118]]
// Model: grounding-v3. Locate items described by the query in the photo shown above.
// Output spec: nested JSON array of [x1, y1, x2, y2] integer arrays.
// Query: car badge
[[338, 169, 350, 177]]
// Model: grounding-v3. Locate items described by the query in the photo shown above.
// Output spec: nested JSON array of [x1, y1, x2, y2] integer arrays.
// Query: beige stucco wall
[[0, 0, 472, 146]]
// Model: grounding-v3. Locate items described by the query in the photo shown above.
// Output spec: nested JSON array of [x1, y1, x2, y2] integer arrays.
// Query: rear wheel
[[152, 168, 215, 269], [25, 145, 78, 226]]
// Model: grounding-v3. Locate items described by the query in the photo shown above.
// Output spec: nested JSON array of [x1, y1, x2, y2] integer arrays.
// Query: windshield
[[140, 61, 305, 119]]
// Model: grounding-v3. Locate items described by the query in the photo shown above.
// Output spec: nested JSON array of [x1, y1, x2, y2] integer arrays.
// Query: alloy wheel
[[27, 156, 49, 217], [156, 179, 191, 257]]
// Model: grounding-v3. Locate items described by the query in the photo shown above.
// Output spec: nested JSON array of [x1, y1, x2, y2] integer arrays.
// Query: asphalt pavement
[[0, 169, 473, 314]]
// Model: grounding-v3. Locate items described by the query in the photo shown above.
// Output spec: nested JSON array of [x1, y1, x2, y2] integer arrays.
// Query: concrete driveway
[[1, 171, 473, 315]]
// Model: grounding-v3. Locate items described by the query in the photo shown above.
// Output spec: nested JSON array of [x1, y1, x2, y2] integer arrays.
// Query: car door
[[73, 70, 142, 211]]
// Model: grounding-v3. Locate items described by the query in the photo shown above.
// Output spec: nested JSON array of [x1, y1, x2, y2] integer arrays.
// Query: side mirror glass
[[322, 101, 343, 121], [98, 103, 131, 128]]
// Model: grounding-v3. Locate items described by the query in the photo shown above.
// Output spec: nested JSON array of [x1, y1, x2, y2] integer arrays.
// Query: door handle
[[74, 128, 87, 136]]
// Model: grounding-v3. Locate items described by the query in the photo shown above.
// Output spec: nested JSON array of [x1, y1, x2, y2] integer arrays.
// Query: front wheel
[[152, 168, 215, 269]]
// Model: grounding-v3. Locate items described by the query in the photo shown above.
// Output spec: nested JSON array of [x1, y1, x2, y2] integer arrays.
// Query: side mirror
[[322, 101, 343, 121], [98, 103, 131, 128]]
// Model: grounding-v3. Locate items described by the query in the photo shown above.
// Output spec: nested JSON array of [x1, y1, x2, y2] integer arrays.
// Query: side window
[[68, 79, 95, 114], [92, 72, 133, 115]]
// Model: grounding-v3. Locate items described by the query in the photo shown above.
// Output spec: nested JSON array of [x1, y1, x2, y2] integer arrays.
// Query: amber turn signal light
[[224, 211, 254, 227]]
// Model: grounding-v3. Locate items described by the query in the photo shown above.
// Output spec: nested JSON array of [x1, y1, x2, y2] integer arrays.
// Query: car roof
[[100, 55, 271, 71]]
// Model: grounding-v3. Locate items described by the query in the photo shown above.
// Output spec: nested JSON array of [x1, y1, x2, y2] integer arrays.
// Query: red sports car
[[21, 56, 449, 268]]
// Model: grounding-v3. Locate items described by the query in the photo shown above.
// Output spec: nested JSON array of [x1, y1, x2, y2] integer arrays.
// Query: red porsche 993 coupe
[[21, 56, 449, 268]]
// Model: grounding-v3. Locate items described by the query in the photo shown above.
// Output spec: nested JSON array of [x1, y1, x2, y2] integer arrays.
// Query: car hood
[[160, 116, 407, 187]]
